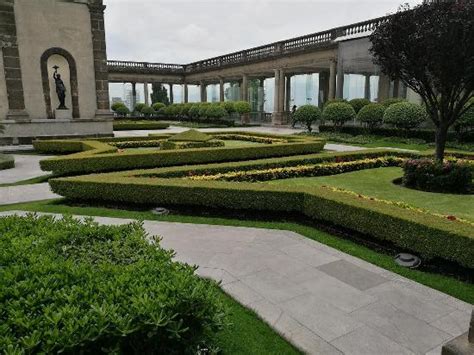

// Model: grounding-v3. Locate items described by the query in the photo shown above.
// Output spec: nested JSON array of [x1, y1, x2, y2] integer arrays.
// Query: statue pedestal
[[54, 109, 72, 120]]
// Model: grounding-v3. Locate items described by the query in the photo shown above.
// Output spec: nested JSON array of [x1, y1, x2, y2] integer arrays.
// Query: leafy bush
[[357, 103, 386, 130], [113, 121, 169, 131], [115, 105, 130, 117], [323, 98, 348, 108], [161, 140, 225, 150], [0, 214, 226, 353], [349, 98, 370, 113], [322, 103, 356, 129], [234, 101, 251, 115], [454, 98, 474, 142], [403, 159, 472, 194], [134, 103, 147, 113], [168, 129, 212, 142], [293, 105, 321, 133], [221, 101, 236, 114], [152, 102, 166, 112], [188, 104, 201, 119], [111, 102, 126, 112], [206, 105, 228, 119], [383, 102, 427, 133], [381, 98, 407, 107], [0, 154, 14, 170], [140, 105, 155, 117]]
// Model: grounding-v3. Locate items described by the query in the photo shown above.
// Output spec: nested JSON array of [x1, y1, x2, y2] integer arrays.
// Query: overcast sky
[[103, 0, 422, 64]]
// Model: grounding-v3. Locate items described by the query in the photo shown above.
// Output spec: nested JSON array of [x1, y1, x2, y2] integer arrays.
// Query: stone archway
[[41, 48, 79, 119]]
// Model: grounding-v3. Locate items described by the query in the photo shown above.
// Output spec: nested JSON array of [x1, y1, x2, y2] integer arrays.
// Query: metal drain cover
[[395, 253, 421, 268], [151, 207, 170, 216]]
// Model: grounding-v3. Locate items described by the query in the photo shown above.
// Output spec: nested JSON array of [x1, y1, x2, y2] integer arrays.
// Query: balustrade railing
[[108, 15, 389, 75]]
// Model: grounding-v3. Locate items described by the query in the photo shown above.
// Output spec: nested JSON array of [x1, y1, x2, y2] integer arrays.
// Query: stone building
[[0, 0, 113, 144]]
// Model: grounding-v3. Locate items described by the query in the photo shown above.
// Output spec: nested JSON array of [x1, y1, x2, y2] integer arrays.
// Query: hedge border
[[49, 157, 474, 269], [0, 154, 14, 170], [112, 122, 170, 131], [36, 132, 326, 176]]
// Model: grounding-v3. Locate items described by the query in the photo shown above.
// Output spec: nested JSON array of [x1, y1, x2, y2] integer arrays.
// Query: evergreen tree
[[150, 83, 170, 105]]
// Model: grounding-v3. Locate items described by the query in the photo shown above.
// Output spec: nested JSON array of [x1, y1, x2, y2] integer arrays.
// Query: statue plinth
[[54, 109, 72, 120]]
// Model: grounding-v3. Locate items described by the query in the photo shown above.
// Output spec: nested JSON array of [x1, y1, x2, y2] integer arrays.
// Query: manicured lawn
[[267, 167, 474, 222], [1, 199, 472, 304], [223, 140, 264, 147]]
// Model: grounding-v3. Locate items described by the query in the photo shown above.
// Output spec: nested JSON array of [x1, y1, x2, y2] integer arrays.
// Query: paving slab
[[0, 183, 59, 205], [0, 154, 53, 184], [0, 211, 471, 355]]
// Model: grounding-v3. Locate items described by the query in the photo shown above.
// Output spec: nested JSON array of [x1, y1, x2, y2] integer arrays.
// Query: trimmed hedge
[[383, 102, 427, 132], [49, 162, 474, 269], [0, 214, 225, 353], [113, 121, 170, 131], [38, 133, 326, 176], [0, 154, 14, 170], [161, 140, 225, 150]]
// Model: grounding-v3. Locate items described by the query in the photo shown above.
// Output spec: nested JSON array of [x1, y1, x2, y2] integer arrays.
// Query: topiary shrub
[[383, 102, 427, 134], [140, 105, 155, 117], [322, 103, 356, 130], [152, 102, 166, 112], [0, 214, 226, 353], [111, 102, 126, 112], [293, 105, 321, 133], [0, 154, 14, 170], [381, 98, 407, 108], [349, 98, 370, 113], [234, 101, 251, 115], [188, 104, 201, 119], [179, 103, 193, 117], [357, 103, 386, 131], [134, 103, 146, 113], [323, 98, 348, 108], [114, 105, 130, 118], [221, 101, 236, 114], [454, 98, 474, 142], [206, 105, 228, 119], [403, 158, 472, 194]]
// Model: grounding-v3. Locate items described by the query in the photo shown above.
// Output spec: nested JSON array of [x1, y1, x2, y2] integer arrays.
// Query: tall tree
[[150, 83, 170, 105], [370, 1, 474, 161]]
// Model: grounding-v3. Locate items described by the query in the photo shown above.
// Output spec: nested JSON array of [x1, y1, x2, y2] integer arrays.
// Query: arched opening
[[41, 48, 79, 119]]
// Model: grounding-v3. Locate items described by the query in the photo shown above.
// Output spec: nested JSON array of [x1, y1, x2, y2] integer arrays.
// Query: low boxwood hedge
[[113, 121, 170, 131], [38, 133, 326, 176], [0, 214, 226, 353], [0, 154, 14, 170], [49, 163, 474, 269]]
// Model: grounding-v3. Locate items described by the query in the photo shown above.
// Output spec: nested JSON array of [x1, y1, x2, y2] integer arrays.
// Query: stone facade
[[0, 0, 113, 144]]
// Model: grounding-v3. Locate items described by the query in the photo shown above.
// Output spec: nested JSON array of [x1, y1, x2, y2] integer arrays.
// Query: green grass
[[267, 167, 474, 222], [1, 199, 472, 304], [0, 174, 52, 187], [223, 140, 264, 147]]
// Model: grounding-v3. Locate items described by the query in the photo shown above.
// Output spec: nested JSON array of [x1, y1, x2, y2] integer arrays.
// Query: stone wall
[[14, 0, 98, 119]]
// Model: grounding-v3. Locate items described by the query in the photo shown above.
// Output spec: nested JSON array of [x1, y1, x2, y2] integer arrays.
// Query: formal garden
[[1, 1, 473, 354]]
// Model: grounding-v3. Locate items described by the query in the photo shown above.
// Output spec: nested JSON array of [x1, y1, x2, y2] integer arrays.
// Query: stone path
[[0, 183, 59, 205], [0, 154, 53, 184], [1, 211, 471, 355]]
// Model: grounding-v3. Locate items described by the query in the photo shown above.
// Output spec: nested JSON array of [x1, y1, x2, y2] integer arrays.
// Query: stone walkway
[[0, 154, 53, 184], [0, 183, 59, 205], [1, 211, 471, 355]]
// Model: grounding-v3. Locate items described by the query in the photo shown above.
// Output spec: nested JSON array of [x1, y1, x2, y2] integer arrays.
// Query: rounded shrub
[[152, 102, 166, 112], [221, 101, 236, 114], [111, 102, 126, 112], [357, 103, 386, 130], [349, 98, 370, 113], [188, 104, 201, 119], [293, 105, 321, 133], [141, 105, 155, 117], [323, 98, 348, 108], [206, 105, 228, 119], [381, 98, 407, 108], [115, 105, 129, 117], [322, 103, 356, 129], [179, 103, 193, 117], [134, 103, 146, 113], [403, 159, 472, 194], [383, 102, 427, 133], [234, 101, 251, 115]]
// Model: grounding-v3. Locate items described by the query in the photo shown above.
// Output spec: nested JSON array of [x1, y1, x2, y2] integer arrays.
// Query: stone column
[[278, 69, 285, 113], [131, 82, 137, 110], [258, 78, 265, 113], [319, 71, 330, 107], [377, 74, 391, 102], [200, 82, 207, 102], [88, 1, 112, 119], [144, 82, 149, 105], [183, 83, 188, 103], [364, 74, 371, 100], [169, 84, 174, 104], [329, 60, 337, 101], [336, 59, 344, 99], [0, 2, 29, 121], [272, 69, 281, 124], [285, 74, 291, 112], [241, 74, 248, 101], [219, 78, 225, 102]]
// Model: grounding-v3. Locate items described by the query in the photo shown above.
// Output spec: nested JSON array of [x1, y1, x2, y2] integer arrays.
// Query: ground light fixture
[[151, 207, 170, 216], [395, 253, 421, 268]]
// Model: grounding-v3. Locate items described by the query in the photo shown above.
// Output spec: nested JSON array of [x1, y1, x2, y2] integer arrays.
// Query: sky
[[104, 0, 423, 64]]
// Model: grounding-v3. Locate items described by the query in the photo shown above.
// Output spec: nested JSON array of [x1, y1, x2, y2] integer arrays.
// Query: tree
[[293, 105, 321, 133], [150, 83, 170, 106], [370, 1, 474, 161]]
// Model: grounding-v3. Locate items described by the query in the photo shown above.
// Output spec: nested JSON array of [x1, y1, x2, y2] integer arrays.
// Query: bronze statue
[[53, 65, 67, 109]]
